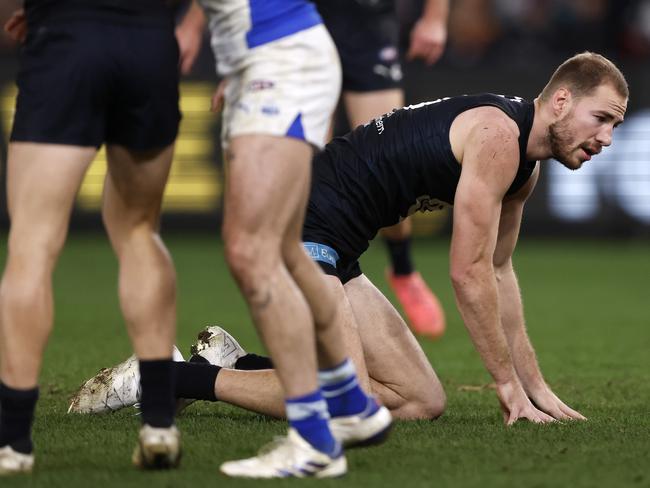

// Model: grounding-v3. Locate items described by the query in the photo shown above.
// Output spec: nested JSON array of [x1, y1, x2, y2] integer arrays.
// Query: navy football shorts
[[11, 19, 181, 150], [317, 0, 402, 92]]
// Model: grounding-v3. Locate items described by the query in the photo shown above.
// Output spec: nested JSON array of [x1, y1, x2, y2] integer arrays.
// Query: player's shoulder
[[465, 106, 521, 139], [450, 105, 520, 161]]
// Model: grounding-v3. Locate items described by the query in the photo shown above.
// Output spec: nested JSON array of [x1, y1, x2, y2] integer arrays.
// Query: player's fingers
[[210, 91, 221, 112], [559, 403, 587, 420], [4, 18, 22, 38], [406, 44, 420, 61], [4, 11, 22, 32], [180, 50, 197, 75], [425, 45, 444, 65], [407, 34, 431, 61], [5, 24, 26, 43], [524, 406, 556, 424], [537, 410, 557, 423], [536, 401, 569, 420], [211, 81, 226, 113], [3, 19, 15, 34], [16, 25, 28, 43]]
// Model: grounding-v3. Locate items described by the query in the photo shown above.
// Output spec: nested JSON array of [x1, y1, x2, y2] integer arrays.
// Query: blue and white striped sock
[[286, 390, 339, 457], [319, 359, 376, 418]]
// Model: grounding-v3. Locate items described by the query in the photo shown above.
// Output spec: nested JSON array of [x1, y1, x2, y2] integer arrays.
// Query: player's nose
[[596, 125, 613, 147]]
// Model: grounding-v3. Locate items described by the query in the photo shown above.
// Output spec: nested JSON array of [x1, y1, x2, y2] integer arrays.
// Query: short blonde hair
[[539, 52, 628, 101]]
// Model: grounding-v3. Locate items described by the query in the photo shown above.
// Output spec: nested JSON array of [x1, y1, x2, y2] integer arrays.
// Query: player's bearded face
[[548, 111, 581, 170]]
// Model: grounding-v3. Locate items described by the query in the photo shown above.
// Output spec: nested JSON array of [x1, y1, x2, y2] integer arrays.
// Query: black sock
[[234, 353, 274, 370], [188, 354, 209, 364], [0, 383, 38, 454], [139, 359, 176, 428], [174, 362, 220, 401], [385, 237, 414, 275]]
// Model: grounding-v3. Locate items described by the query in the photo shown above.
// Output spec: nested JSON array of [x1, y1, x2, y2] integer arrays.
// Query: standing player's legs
[[0, 143, 96, 474], [102, 144, 177, 361], [280, 168, 359, 378], [344, 89, 446, 340], [220, 135, 350, 478], [222, 135, 326, 399], [101, 143, 180, 468]]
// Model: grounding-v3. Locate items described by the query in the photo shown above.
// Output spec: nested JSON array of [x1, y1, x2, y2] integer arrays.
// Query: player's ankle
[[286, 390, 339, 456], [319, 359, 369, 417]]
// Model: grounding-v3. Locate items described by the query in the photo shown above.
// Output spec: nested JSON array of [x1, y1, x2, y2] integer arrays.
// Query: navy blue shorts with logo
[[315, 0, 401, 92], [302, 241, 363, 285], [11, 19, 181, 150]]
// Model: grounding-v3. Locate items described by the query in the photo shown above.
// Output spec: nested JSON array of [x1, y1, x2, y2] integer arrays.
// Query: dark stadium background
[[1, 0, 649, 237]]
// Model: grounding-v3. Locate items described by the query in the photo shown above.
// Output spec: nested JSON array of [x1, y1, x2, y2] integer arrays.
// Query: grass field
[[0, 234, 649, 487]]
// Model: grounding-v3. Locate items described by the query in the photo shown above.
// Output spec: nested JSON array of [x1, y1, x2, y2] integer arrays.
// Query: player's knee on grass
[[399, 388, 446, 420], [383, 371, 446, 420]]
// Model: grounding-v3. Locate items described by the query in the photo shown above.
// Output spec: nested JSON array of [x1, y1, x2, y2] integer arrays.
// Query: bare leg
[[215, 369, 284, 418], [345, 274, 445, 419], [281, 178, 349, 371], [380, 218, 412, 240], [214, 272, 444, 419], [0, 143, 95, 388], [214, 273, 365, 417], [223, 135, 323, 399], [102, 144, 177, 360]]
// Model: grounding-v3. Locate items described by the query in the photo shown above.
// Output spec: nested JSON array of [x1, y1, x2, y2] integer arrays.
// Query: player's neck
[[526, 98, 554, 161]]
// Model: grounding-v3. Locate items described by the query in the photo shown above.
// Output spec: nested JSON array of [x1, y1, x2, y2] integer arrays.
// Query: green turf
[[0, 234, 648, 487]]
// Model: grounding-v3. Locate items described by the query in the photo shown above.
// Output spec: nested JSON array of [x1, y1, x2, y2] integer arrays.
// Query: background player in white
[[175, 0, 392, 478]]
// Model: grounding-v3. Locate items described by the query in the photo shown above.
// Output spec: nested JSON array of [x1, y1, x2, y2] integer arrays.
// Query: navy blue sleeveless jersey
[[303, 93, 537, 262]]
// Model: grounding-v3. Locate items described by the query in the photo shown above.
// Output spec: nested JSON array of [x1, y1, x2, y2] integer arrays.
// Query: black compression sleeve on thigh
[[384, 237, 414, 275], [174, 362, 220, 401], [235, 353, 274, 370], [0, 383, 38, 454]]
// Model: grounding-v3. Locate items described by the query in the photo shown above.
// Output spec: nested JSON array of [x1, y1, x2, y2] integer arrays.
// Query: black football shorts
[[316, 0, 402, 92], [11, 19, 181, 150]]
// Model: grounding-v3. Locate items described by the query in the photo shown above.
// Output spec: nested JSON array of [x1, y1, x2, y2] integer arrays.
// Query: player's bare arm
[[494, 172, 586, 421], [449, 109, 554, 425], [3, 8, 26, 43], [175, 0, 206, 75], [407, 0, 448, 65]]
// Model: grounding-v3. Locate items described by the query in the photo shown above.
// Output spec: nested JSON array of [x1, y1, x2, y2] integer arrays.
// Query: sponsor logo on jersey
[[248, 79, 275, 92], [374, 116, 385, 134], [261, 105, 280, 116], [407, 195, 449, 216]]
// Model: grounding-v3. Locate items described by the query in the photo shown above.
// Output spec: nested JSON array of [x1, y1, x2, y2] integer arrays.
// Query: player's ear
[[551, 87, 572, 117]]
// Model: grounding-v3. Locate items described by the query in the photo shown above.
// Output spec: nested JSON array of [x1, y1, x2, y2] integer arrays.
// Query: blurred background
[[1, 0, 649, 238]]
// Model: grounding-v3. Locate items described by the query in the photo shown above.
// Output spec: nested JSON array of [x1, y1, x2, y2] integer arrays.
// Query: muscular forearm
[[422, 0, 449, 21], [452, 266, 519, 385], [179, 0, 205, 30], [495, 264, 545, 392]]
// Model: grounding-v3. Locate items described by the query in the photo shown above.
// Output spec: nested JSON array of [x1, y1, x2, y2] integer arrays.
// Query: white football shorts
[[219, 24, 342, 149]]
